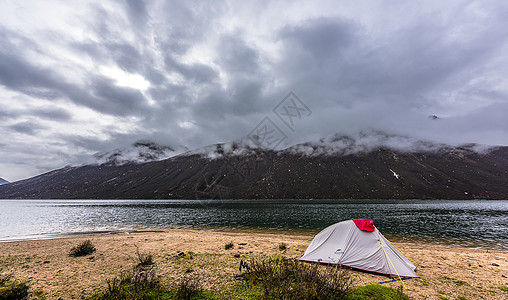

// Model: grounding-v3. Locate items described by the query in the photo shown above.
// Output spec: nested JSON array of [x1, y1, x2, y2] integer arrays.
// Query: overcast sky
[[1, 0, 508, 181]]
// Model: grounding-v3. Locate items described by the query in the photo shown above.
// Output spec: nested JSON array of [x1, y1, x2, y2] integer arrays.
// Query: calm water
[[0, 200, 507, 250]]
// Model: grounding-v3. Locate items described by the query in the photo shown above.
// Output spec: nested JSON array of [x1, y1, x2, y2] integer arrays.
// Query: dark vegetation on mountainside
[[1, 144, 508, 200]]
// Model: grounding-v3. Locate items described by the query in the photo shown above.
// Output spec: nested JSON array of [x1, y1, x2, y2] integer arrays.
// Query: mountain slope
[[1, 141, 508, 200], [0, 177, 8, 186]]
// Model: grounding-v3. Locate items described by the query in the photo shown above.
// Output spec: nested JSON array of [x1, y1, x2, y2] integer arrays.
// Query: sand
[[0, 229, 507, 299]]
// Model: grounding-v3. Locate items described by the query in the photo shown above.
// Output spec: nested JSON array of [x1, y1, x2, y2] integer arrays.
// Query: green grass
[[69, 240, 96, 257], [499, 286, 508, 292], [87, 270, 218, 300], [347, 284, 409, 300], [0, 274, 29, 300], [85, 254, 409, 300]]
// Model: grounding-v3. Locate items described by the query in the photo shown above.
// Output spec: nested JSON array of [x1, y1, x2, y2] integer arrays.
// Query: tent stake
[[380, 276, 411, 284]]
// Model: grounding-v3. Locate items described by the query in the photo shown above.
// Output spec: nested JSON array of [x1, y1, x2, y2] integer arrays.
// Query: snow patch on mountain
[[93, 141, 188, 165], [0, 177, 9, 185]]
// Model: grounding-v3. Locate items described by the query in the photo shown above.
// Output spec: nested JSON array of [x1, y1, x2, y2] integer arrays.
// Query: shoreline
[[0, 228, 507, 299], [2, 225, 507, 251]]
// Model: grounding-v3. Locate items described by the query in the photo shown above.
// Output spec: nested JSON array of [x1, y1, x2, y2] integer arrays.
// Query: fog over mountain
[[92, 140, 188, 166], [1, 1, 508, 181]]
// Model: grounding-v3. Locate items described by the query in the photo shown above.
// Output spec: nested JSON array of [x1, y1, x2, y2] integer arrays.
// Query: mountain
[[0, 177, 8, 186], [1, 135, 508, 200], [93, 140, 188, 165]]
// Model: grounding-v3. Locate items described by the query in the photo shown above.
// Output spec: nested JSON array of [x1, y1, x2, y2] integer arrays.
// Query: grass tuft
[[225, 242, 234, 250], [69, 240, 96, 257], [278, 242, 287, 252], [135, 247, 154, 268]]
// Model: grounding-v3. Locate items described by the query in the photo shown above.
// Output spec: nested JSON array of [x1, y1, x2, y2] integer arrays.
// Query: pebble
[[492, 263, 499, 267]]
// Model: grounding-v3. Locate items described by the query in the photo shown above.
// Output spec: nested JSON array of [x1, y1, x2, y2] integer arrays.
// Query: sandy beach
[[0, 229, 507, 299]]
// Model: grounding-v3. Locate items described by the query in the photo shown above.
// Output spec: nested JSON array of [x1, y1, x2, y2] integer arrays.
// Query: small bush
[[135, 247, 154, 268], [0, 274, 29, 300], [69, 240, 96, 257], [348, 284, 409, 300], [176, 276, 203, 300], [225, 242, 234, 250], [278, 242, 288, 251], [244, 256, 354, 299]]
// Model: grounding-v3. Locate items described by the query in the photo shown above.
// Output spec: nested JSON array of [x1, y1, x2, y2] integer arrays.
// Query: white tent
[[299, 219, 419, 277]]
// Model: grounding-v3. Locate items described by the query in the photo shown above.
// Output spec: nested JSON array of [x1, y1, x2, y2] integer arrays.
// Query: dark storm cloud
[[163, 54, 219, 84], [32, 107, 72, 121], [278, 18, 357, 62], [217, 33, 261, 74], [122, 0, 149, 28], [90, 77, 148, 113], [271, 10, 508, 145], [1, 0, 508, 181], [8, 121, 44, 135], [0, 27, 151, 117]]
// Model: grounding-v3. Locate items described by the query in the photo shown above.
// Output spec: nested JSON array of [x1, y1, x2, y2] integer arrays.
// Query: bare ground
[[0, 229, 507, 299]]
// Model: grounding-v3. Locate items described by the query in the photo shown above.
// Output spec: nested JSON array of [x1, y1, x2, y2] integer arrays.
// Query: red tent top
[[353, 219, 375, 231]]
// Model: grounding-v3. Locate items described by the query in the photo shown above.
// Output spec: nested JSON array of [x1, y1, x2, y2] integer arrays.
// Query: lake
[[0, 199, 506, 250]]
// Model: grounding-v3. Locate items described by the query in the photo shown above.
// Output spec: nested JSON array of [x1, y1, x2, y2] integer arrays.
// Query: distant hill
[[1, 135, 508, 200], [0, 177, 8, 186]]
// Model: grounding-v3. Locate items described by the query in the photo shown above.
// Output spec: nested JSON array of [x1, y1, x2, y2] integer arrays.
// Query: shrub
[[225, 242, 234, 250], [0, 274, 29, 300], [135, 247, 154, 268], [278, 242, 288, 251], [175, 276, 203, 300], [243, 256, 354, 300], [69, 240, 96, 257]]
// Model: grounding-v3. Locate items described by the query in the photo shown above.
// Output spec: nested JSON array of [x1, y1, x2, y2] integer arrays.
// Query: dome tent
[[299, 219, 419, 278]]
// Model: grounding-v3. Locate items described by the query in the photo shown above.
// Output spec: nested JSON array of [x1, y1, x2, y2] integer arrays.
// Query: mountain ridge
[[1, 135, 508, 200]]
